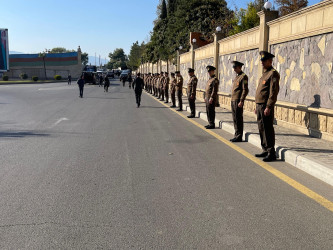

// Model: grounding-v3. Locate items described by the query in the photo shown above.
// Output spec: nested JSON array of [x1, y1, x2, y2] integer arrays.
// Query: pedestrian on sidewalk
[[170, 73, 177, 108], [68, 74, 72, 85], [77, 75, 85, 98], [164, 72, 170, 103], [230, 61, 249, 142], [104, 75, 110, 92], [254, 51, 280, 162], [175, 71, 183, 111], [204, 66, 219, 129], [133, 73, 144, 107], [187, 68, 198, 118]]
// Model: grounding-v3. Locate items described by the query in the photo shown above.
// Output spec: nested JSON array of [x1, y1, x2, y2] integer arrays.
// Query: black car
[[82, 65, 97, 84]]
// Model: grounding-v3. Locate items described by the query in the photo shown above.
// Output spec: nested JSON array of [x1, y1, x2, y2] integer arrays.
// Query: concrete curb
[[180, 103, 333, 187]]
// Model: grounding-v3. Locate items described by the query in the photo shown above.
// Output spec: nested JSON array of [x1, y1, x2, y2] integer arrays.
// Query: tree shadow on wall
[[303, 94, 322, 139]]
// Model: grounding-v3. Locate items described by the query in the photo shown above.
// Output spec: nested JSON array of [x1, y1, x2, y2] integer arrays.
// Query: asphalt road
[[0, 80, 332, 249]]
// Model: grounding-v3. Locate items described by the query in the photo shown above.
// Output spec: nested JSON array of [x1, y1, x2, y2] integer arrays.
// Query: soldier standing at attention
[[255, 51, 280, 162], [205, 66, 219, 129], [158, 72, 164, 100], [148, 73, 153, 94], [170, 73, 177, 107], [187, 68, 198, 118], [230, 61, 249, 142], [175, 71, 183, 111], [164, 72, 170, 103], [77, 75, 85, 98], [68, 74, 72, 85]]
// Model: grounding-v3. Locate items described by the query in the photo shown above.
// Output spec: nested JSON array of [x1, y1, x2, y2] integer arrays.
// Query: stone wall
[[218, 49, 259, 96], [194, 57, 214, 90], [180, 62, 191, 84], [271, 33, 333, 109]]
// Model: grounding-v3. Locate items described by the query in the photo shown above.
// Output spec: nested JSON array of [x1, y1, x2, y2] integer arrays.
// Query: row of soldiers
[[140, 50, 280, 162], [143, 71, 184, 109]]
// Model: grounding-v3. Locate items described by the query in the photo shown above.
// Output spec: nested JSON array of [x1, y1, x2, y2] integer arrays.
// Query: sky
[[2, 0, 321, 60]]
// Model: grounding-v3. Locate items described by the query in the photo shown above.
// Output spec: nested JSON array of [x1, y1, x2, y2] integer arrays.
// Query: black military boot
[[255, 152, 268, 157]]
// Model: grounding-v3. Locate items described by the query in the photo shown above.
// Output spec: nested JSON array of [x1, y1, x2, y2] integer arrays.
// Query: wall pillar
[[190, 44, 198, 69], [257, 10, 278, 77]]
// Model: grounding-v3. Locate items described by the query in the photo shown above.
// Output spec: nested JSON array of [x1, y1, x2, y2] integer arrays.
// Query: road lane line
[[146, 93, 333, 212], [50, 117, 69, 128]]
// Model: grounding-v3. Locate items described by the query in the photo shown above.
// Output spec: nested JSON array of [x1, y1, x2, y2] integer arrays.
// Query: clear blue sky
[[2, 0, 321, 59]]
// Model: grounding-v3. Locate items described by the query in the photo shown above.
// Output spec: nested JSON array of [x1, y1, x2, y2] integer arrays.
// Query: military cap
[[260, 51, 275, 61], [165, 72, 169, 74], [157, 73, 160, 75], [175, 71, 180, 74], [206, 65, 216, 72], [161, 71, 164, 74], [148, 72, 151, 74], [231, 61, 244, 68], [171, 72, 175, 76], [188, 68, 195, 73]]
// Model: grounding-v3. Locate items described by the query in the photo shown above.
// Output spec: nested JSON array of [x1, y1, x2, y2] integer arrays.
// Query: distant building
[[7, 47, 83, 79]]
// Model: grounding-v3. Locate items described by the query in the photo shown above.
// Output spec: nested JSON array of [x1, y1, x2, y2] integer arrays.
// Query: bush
[[32, 76, 39, 81], [2, 75, 9, 81], [54, 75, 62, 80], [20, 73, 28, 79]]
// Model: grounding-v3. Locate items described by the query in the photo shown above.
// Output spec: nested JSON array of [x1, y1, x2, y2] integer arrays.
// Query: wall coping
[[217, 26, 259, 45], [267, 0, 332, 26], [194, 42, 214, 52]]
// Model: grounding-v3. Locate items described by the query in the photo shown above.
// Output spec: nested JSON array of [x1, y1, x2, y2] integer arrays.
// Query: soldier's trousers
[[171, 90, 176, 106], [206, 101, 215, 126], [231, 100, 244, 139], [177, 91, 183, 110], [164, 88, 168, 102], [188, 97, 195, 116], [256, 103, 275, 155], [160, 88, 164, 100]]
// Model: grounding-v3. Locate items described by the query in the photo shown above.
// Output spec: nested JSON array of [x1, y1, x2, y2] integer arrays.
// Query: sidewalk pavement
[[175, 96, 333, 187]]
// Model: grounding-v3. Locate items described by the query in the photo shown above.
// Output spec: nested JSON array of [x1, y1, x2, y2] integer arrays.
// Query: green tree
[[81, 52, 89, 66], [108, 48, 128, 70], [160, 0, 167, 19], [275, 0, 308, 16], [142, 0, 232, 64], [229, 2, 260, 35], [127, 41, 145, 70]]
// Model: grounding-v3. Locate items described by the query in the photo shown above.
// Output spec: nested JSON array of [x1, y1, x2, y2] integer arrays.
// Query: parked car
[[82, 65, 97, 84]]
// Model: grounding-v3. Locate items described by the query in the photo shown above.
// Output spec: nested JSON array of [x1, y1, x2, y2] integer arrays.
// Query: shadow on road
[[0, 131, 50, 138]]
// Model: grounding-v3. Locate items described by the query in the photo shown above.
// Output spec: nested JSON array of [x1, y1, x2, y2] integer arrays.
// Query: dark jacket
[[104, 77, 110, 86], [134, 77, 144, 92], [77, 78, 85, 87]]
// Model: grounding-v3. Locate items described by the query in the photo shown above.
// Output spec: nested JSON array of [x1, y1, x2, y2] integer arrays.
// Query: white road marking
[[49, 118, 69, 128]]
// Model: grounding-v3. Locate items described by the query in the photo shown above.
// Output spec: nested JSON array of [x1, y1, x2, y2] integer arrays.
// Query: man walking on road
[[77, 75, 85, 98], [205, 66, 219, 129], [230, 61, 249, 142], [187, 68, 198, 118], [68, 74, 71, 85], [133, 73, 144, 108], [255, 51, 280, 162], [175, 71, 183, 111], [104, 75, 110, 92]]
